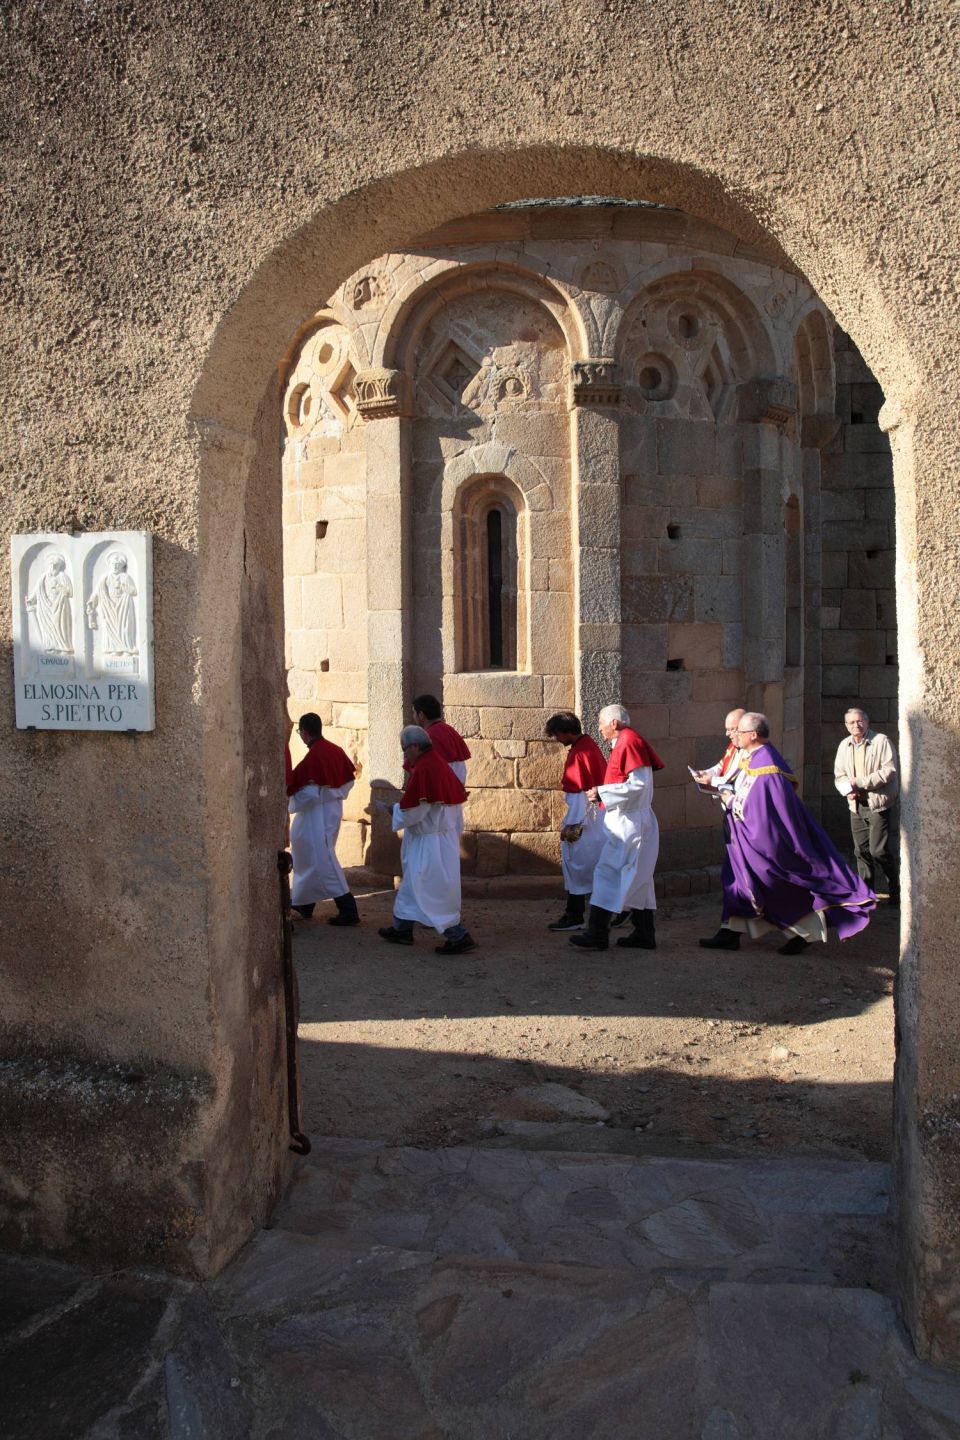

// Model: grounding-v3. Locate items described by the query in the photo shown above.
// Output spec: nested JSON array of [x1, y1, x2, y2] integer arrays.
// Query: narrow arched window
[[454, 477, 523, 672], [487, 508, 504, 666]]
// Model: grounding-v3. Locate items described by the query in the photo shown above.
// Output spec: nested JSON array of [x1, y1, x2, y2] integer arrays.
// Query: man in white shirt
[[834, 707, 900, 906]]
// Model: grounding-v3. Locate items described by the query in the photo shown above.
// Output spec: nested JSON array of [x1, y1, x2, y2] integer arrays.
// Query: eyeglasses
[[735, 727, 757, 735]]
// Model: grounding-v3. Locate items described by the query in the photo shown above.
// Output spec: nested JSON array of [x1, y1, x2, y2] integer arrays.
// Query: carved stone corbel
[[736, 377, 798, 429], [570, 358, 621, 408], [354, 368, 411, 421], [800, 414, 842, 450]]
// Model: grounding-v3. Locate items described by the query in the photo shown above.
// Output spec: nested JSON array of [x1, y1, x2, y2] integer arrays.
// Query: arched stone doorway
[[2, 70, 953, 1369], [187, 148, 947, 1359]]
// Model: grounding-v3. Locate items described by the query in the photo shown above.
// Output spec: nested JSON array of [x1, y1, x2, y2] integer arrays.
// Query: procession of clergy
[[285, 695, 891, 957]]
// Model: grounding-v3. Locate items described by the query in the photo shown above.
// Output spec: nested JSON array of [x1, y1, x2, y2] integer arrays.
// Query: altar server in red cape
[[410, 694, 471, 834], [379, 726, 477, 955], [544, 711, 609, 931], [571, 704, 665, 952], [286, 713, 359, 924]]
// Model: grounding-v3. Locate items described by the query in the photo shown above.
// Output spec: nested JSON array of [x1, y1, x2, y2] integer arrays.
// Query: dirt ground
[[293, 888, 898, 1163]]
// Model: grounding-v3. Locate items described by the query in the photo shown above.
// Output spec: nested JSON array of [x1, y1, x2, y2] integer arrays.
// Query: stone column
[[738, 380, 798, 741], [570, 360, 623, 737], [888, 398, 960, 1368], [356, 369, 412, 872], [800, 415, 840, 812]]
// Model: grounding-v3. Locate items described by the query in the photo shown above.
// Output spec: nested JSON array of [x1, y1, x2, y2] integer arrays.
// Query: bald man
[[693, 708, 746, 790]]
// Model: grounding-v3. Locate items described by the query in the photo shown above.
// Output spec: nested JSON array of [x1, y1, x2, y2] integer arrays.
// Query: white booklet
[[688, 765, 725, 797], [836, 776, 855, 796]]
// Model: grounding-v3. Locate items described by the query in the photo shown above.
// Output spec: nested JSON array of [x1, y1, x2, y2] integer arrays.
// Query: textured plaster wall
[[1, 0, 958, 1358]]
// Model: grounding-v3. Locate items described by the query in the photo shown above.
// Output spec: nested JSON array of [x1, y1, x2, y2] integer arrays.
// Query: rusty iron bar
[[278, 849, 311, 1156]]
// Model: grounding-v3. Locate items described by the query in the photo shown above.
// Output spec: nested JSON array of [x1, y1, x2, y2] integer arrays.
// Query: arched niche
[[376, 260, 586, 376], [615, 268, 777, 421]]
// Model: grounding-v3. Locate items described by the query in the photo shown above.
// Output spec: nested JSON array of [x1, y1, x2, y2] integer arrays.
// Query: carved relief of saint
[[86, 552, 138, 656], [25, 551, 74, 653]]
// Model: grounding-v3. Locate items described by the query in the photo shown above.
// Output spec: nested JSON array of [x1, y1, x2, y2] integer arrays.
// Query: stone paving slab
[[212, 1231, 960, 1440], [276, 1141, 893, 1291], [4, 1143, 959, 1439]]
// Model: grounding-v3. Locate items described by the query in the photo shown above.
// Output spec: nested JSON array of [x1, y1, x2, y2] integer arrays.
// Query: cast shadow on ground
[[292, 890, 899, 1028]]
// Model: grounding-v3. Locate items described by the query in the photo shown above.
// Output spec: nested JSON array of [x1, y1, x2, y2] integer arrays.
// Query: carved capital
[[736, 377, 798, 428], [354, 368, 411, 421], [570, 358, 621, 407]]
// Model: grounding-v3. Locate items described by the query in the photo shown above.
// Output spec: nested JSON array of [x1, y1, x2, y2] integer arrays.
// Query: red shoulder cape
[[287, 737, 356, 795], [604, 726, 665, 784], [401, 749, 468, 809], [403, 719, 472, 772], [562, 734, 608, 793], [427, 719, 471, 763]]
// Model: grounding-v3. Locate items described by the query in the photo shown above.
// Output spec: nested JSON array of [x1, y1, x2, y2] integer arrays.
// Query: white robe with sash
[[288, 782, 352, 904], [392, 799, 463, 933], [590, 766, 659, 913], [560, 790, 607, 896]]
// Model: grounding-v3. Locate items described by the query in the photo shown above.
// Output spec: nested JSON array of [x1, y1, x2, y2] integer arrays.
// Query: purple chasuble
[[722, 743, 875, 939]]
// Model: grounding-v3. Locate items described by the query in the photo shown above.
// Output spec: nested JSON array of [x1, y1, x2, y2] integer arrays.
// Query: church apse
[[278, 203, 893, 883]]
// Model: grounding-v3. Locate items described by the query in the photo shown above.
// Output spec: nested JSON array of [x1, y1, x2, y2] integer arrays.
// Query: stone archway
[[3, 0, 957, 1353], [181, 145, 954, 1358]]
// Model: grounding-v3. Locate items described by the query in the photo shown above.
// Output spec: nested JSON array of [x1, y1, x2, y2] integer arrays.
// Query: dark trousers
[[850, 806, 899, 896], [565, 892, 586, 921]]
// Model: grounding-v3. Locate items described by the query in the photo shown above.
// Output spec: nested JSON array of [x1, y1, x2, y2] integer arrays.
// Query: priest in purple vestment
[[699, 712, 875, 956]]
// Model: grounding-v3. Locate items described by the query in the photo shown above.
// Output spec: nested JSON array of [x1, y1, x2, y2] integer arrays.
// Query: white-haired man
[[570, 704, 665, 952], [834, 706, 900, 906], [378, 726, 477, 955]]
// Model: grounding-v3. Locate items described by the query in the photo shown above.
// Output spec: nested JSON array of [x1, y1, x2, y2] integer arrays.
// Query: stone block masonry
[[276, 219, 898, 890]]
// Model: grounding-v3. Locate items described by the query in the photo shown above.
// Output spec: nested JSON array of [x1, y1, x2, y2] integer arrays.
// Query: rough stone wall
[[1, 0, 957, 1364], [282, 321, 370, 866], [280, 210, 828, 878], [820, 329, 898, 843]]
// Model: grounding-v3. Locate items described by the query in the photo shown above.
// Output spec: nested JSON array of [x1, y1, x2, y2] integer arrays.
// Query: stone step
[[210, 1228, 960, 1440], [271, 1136, 893, 1292]]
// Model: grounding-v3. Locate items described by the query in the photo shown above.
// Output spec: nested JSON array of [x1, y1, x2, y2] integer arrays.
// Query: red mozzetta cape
[[400, 749, 468, 809], [403, 719, 471, 772], [604, 726, 665, 784], [426, 720, 471, 763], [562, 734, 608, 794], [287, 737, 356, 795]]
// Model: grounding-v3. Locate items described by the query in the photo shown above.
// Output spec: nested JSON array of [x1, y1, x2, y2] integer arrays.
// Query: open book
[[688, 765, 733, 798]]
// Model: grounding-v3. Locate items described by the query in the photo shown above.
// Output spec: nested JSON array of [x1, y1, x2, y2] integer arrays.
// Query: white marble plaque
[[11, 532, 154, 731]]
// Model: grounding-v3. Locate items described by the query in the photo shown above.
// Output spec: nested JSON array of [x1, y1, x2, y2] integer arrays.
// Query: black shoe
[[699, 929, 740, 950], [617, 910, 656, 949], [569, 904, 612, 950], [435, 933, 477, 955], [569, 931, 609, 950], [609, 911, 630, 928], [294, 904, 315, 919], [778, 935, 809, 955], [328, 912, 360, 926], [378, 925, 414, 946], [548, 914, 584, 932]]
